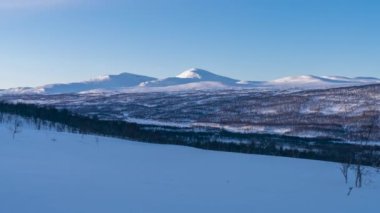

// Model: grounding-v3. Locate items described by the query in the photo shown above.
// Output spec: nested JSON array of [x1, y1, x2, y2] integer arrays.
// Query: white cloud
[[0, 0, 75, 9]]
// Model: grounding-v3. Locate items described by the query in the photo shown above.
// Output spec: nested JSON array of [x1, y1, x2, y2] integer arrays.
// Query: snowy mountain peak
[[89, 75, 111, 82], [176, 68, 209, 79], [139, 68, 240, 88], [176, 68, 238, 83]]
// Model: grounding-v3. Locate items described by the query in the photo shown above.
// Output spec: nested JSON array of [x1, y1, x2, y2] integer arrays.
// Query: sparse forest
[[1, 101, 379, 167], [1, 84, 379, 142]]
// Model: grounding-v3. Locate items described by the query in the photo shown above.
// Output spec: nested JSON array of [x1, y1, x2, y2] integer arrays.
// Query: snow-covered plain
[[0, 121, 379, 213]]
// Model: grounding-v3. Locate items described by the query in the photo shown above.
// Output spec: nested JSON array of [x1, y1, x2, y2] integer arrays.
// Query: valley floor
[[0, 123, 379, 213]]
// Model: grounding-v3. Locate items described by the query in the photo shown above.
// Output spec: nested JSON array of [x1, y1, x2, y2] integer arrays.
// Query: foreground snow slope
[[0, 122, 379, 213]]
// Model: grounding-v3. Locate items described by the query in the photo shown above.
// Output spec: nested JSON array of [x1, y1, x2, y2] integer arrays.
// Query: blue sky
[[0, 0, 379, 88]]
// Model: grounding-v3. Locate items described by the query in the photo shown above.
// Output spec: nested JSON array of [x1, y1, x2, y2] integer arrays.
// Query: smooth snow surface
[[0, 122, 379, 213]]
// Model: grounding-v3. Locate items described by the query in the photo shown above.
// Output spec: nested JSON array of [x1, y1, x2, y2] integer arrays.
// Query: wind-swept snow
[[0, 119, 379, 213]]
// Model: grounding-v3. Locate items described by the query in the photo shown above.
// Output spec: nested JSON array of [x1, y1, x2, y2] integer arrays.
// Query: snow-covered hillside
[[4, 73, 157, 94], [141, 68, 240, 87], [266, 75, 380, 89], [4, 83, 378, 141], [43, 73, 157, 94], [0, 118, 379, 213], [1, 68, 380, 94]]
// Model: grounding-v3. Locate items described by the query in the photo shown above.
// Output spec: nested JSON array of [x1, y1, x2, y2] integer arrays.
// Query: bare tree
[[10, 119, 22, 139], [355, 164, 364, 188], [339, 99, 379, 191], [347, 186, 353, 196], [352, 104, 379, 188], [340, 163, 350, 184], [339, 97, 352, 185]]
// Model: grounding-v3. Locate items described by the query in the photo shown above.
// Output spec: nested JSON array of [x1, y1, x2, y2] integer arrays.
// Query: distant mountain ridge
[[1, 68, 380, 94], [42, 73, 156, 94], [140, 68, 239, 87]]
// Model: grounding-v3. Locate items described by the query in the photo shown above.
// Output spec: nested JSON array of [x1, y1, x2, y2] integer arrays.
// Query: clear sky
[[0, 0, 379, 89]]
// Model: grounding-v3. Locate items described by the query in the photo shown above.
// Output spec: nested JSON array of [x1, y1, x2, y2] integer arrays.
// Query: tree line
[[0, 101, 379, 167]]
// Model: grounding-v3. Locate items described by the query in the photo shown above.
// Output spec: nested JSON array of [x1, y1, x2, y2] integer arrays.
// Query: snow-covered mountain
[[265, 75, 380, 89], [269, 75, 380, 85], [140, 68, 240, 87], [42, 73, 157, 94], [3, 73, 157, 94], [270, 75, 337, 84], [1, 68, 380, 94]]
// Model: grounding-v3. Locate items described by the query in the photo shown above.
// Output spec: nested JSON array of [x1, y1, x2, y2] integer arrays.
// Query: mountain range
[[2, 68, 380, 94]]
